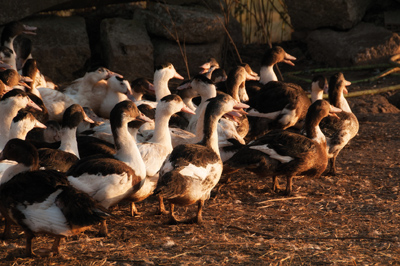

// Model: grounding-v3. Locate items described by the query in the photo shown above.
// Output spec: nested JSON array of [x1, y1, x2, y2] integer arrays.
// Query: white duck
[[97, 75, 133, 119], [135, 62, 184, 108], [127, 94, 195, 215], [0, 89, 41, 151], [38, 67, 112, 122]]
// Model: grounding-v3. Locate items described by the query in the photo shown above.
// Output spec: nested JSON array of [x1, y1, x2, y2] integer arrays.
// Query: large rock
[[100, 17, 154, 81], [0, 0, 69, 25], [285, 0, 372, 31], [306, 23, 400, 66], [144, 3, 225, 44], [152, 37, 225, 80], [159, 0, 227, 13], [21, 15, 91, 84]]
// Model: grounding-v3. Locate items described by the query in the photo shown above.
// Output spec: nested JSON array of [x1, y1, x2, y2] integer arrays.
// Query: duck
[[135, 63, 184, 108], [246, 80, 311, 141], [186, 75, 217, 133], [316, 73, 359, 175], [216, 65, 259, 138], [126, 95, 195, 216], [128, 77, 154, 102], [0, 138, 108, 257], [0, 89, 41, 151], [97, 75, 133, 119], [224, 100, 342, 196], [0, 110, 46, 181], [0, 48, 14, 71], [66, 100, 151, 236], [37, 104, 95, 172], [9, 110, 46, 140], [155, 94, 248, 224], [259, 46, 296, 85], [0, 21, 37, 70], [38, 67, 113, 122], [245, 46, 296, 102], [18, 59, 51, 123], [26, 120, 61, 144], [199, 57, 221, 80]]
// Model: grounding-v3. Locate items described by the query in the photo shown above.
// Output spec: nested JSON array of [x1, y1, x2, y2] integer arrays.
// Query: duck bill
[[34, 120, 47, 129], [224, 111, 242, 123], [283, 52, 296, 66], [83, 112, 95, 124], [146, 82, 155, 94], [107, 70, 123, 79], [19, 81, 31, 90], [0, 61, 12, 69], [174, 72, 184, 80], [28, 99, 42, 111], [246, 72, 260, 81], [23, 25, 37, 35], [199, 62, 210, 74], [328, 105, 342, 119], [137, 112, 152, 123], [234, 101, 250, 110], [181, 105, 196, 115]]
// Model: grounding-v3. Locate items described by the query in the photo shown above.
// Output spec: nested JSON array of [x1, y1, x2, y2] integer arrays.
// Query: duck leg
[[327, 155, 338, 176], [97, 220, 108, 237], [167, 203, 179, 225], [24, 231, 36, 257], [184, 200, 204, 224], [130, 202, 140, 216], [272, 176, 282, 192], [157, 195, 168, 215], [1, 218, 12, 239], [50, 236, 64, 256], [284, 176, 294, 196]]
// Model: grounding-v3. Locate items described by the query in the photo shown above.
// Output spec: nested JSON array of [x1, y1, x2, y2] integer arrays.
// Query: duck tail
[[56, 185, 110, 226]]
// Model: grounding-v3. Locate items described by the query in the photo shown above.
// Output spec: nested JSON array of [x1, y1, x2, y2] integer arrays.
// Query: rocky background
[[1, 0, 400, 85]]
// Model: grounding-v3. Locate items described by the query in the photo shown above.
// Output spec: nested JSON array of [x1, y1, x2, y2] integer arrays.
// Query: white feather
[[249, 144, 294, 163]]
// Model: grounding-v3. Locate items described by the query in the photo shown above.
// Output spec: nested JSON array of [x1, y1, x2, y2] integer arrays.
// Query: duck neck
[[1, 163, 33, 185], [183, 97, 196, 112], [199, 88, 217, 105], [78, 72, 102, 96], [0, 100, 22, 149], [153, 72, 171, 102], [9, 123, 31, 140], [113, 124, 147, 179], [311, 88, 324, 103], [59, 127, 80, 158], [130, 91, 143, 101], [330, 90, 352, 113], [305, 119, 326, 145], [226, 78, 241, 102], [150, 111, 173, 152], [259, 65, 277, 85], [199, 112, 220, 157]]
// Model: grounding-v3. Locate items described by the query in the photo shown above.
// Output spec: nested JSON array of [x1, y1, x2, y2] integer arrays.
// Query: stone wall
[[285, 0, 400, 67], [1, 0, 239, 84]]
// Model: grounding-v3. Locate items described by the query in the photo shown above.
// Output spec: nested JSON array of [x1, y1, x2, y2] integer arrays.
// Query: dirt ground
[[1, 43, 400, 265]]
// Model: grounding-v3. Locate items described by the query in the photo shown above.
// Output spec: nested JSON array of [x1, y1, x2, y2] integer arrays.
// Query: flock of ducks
[[0, 21, 359, 257]]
